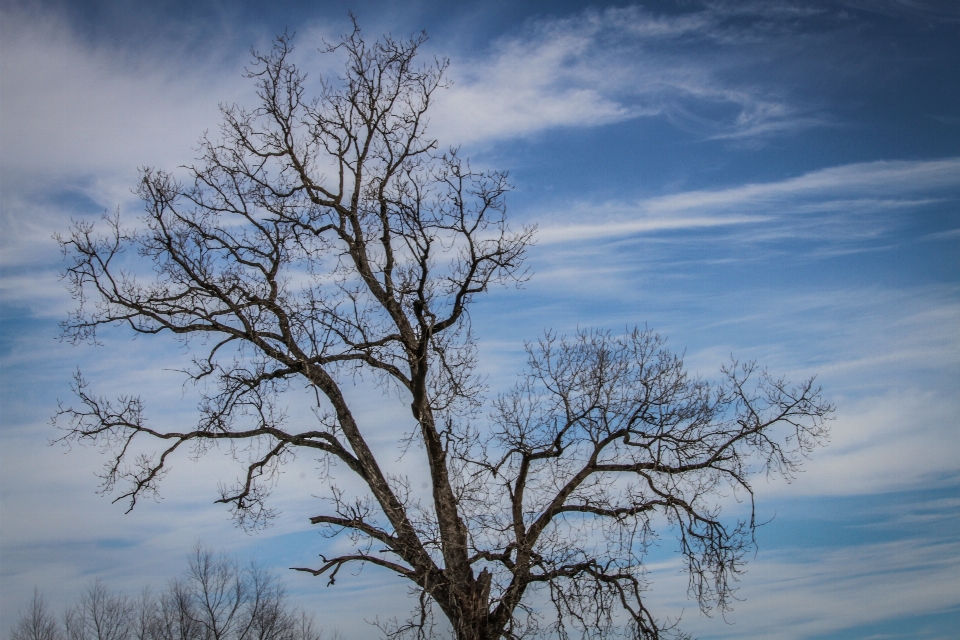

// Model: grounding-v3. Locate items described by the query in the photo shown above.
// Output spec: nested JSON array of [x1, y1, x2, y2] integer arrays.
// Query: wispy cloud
[[536, 211, 764, 244], [0, 2, 876, 208], [839, 0, 960, 22], [675, 537, 960, 639], [776, 385, 960, 497], [533, 158, 960, 245], [0, 4, 244, 195], [430, 4, 838, 144], [645, 158, 960, 211]]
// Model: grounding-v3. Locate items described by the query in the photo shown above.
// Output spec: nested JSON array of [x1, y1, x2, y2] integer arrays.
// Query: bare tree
[[153, 581, 202, 640], [7, 550, 326, 640], [63, 582, 134, 640], [175, 546, 300, 640], [55, 22, 832, 640], [131, 590, 157, 640], [11, 591, 62, 640]]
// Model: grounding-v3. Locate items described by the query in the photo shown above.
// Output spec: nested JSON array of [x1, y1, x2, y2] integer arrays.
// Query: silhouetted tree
[[11, 591, 61, 640], [64, 581, 134, 640], [7, 549, 329, 640], [56, 22, 832, 640]]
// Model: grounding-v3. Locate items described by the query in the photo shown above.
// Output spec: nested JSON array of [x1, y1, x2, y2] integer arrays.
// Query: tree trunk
[[452, 569, 492, 640]]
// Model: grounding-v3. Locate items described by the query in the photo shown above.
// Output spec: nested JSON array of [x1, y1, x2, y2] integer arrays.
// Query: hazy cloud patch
[[429, 4, 838, 144], [0, 4, 246, 196], [529, 158, 960, 252]]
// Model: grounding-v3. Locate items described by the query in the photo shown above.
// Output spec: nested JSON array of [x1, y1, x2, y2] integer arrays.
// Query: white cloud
[[643, 158, 960, 213], [428, 4, 830, 145], [0, 5, 245, 196], [430, 25, 636, 143], [531, 158, 960, 245], [536, 211, 764, 244], [765, 387, 960, 498], [672, 538, 960, 639]]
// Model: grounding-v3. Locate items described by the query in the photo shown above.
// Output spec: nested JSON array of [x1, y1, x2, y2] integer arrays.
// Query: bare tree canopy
[[55, 23, 832, 640], [11, 591, 60, 640], [8, 547, 330, 640]]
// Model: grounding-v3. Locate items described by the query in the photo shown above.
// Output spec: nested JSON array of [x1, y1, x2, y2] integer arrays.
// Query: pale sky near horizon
[[1, 1, 959, 638]]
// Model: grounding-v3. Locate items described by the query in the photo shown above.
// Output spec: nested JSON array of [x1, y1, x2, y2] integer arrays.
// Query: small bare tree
[[55, 23, 831, 640], [64, 582, 134, 640], [8, 549, 327, 640], [175, 546, 314, 640], [11, 591, 61, 640]]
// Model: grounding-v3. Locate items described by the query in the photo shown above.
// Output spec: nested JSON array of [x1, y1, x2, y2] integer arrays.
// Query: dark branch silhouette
[[10, 547, 333, 640], [55, 22, 832, 640]]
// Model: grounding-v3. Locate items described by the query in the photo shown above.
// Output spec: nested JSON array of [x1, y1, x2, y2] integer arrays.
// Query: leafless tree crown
[[8, 548, 331, 640], [56, 22, 832, 640], [11, 591, 61, 640]]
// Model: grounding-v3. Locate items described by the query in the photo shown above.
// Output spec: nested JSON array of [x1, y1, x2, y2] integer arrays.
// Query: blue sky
[[1, 0, 958, 638]]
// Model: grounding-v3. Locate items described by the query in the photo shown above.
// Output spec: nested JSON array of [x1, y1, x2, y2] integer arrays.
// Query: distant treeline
[[8, 547, 336, 640]]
